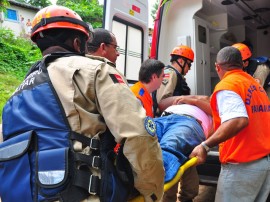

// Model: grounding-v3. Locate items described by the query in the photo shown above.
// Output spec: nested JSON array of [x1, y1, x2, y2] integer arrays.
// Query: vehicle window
[[112, 17, 143, 83]]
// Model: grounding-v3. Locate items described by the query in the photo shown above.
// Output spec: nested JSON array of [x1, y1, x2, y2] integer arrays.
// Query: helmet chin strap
[[175, 59, 186, 75]]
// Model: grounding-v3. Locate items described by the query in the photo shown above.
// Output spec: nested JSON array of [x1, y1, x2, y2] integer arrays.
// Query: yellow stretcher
[[129, 157, 198, 202]]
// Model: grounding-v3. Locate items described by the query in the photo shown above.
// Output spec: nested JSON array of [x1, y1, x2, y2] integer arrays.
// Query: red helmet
[[170, 45, 194, 62], [232, 43, 252, 61], [31, 5, 89, 42]]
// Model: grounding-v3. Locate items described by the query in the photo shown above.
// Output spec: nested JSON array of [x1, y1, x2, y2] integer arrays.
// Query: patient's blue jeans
[[154, 114, 205, 182]]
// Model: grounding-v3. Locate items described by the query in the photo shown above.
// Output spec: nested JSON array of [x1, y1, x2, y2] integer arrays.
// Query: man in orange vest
[[130, 59, 165, 117], [190, 46, 270, 202]]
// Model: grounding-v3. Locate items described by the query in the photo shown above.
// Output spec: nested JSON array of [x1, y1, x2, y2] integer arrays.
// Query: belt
[[161, 111, 202, 126]]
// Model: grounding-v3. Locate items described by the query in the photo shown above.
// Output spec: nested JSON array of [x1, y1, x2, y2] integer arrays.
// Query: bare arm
[[158, 95, 211, 115], [190, 117, 249, 164], [253, 64, 270, 86]]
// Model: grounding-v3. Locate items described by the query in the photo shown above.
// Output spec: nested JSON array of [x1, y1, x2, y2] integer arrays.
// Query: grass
[[0, 73, 24, 124]]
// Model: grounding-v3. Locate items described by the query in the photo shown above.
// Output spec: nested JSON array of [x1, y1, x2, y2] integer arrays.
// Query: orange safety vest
[[211, 69, 270, 164], [130, 81, 154, 117]]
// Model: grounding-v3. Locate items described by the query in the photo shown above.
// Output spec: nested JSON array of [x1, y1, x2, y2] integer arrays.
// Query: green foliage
[[0, 28, 41, 78], [151, 0, 159, 22], [0, 0, 9, 12], [56, 0, 103, 28], [0, 73, 22, 123], [15, 0, 51, 8], [0, 28, 42, 122]]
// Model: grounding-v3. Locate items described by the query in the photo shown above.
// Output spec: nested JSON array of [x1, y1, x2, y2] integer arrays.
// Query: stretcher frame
[[129, 157, 198, 202]]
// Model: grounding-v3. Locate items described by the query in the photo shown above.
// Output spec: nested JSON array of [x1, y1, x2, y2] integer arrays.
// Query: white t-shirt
[[216, 90, 248, 123], [165, 104, 213, 138]]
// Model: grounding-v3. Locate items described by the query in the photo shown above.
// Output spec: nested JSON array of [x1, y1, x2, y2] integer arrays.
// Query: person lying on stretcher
[[155, 95, 213, 182]]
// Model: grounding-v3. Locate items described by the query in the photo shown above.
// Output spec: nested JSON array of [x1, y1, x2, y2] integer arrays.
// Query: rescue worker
[[131, 59, 165, 117], [87, 28, 119, 64], [232, 42, 270, 99], [154, 45, 194, 108], [0, 5, 164, 202], [190, 46, 270, 202], [153, 45, 198, 202]]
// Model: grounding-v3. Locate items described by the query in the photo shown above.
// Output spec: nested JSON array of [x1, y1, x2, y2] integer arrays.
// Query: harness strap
[[73, 169, 100, 196], [70, 132, 100, 150], [152, 90, 160, 117], [73, 152, 101, 169], [166, 66, 190, 96]]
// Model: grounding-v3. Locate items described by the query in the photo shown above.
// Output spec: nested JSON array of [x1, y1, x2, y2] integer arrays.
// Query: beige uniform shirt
[[48, 55, 164, 202], [253, 64, 270, 98], [156, 68, 179, 103]]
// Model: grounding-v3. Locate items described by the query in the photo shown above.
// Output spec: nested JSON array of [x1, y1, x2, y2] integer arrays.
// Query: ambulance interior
[[155, 0, 270, 96]]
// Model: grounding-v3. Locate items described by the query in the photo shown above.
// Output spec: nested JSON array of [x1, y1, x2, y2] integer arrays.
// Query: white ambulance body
[[104, 0, 270, 95]]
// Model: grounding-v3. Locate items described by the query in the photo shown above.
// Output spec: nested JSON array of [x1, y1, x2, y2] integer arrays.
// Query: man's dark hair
[[87, 28, 114, 53], [36, 28, 88, 53], [139, 59, 165, 83], [216, 46, 243, 70], [170, 55, 191, 63], [170, 55, 181, 63]]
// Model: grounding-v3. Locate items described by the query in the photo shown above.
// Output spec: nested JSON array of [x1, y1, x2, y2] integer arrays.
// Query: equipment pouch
[[37, 147, 69, 200], [0, 131, 35, 202]]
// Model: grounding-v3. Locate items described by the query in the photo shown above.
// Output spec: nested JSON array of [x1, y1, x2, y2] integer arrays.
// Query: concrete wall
[[0, 3, 38, 37]]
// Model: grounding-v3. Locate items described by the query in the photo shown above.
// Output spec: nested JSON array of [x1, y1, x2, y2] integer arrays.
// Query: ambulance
[[103, 0, 270, 185]]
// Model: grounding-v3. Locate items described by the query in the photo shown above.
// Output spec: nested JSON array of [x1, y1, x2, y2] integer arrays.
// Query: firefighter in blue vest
[[0, 5, 164, 202]]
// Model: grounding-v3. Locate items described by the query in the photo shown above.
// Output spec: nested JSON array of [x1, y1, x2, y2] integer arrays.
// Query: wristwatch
[[201, 141, 210, 152]]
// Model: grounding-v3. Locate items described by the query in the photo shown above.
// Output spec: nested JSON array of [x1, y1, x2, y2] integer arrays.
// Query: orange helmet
[[31, 5, 89, 42], [232, 43, 252, 61], [170, 45, 194, 62]]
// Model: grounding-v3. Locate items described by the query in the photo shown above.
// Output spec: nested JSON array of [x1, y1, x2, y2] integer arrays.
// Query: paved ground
[[194, 185, 216, 202]]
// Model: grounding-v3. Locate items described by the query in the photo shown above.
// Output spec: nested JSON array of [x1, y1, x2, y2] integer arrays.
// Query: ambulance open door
[[103, 0, 149, 84]]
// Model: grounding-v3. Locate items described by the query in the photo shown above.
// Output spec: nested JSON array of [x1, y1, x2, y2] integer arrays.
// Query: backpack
[[0, 53, 134, 202]]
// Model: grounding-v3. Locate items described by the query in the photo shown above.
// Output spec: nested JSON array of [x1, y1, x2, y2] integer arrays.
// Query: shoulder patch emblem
[[164, 73, 170, 79], [139, 88, 145, 96], [109, 74, 125, 84], [164, 69, 172, 74], [162, 79, 169, 85], [144, 117, 156, 137]]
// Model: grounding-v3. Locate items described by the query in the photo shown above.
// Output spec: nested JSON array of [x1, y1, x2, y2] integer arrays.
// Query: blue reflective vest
[[0, 54, 103, 202]]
